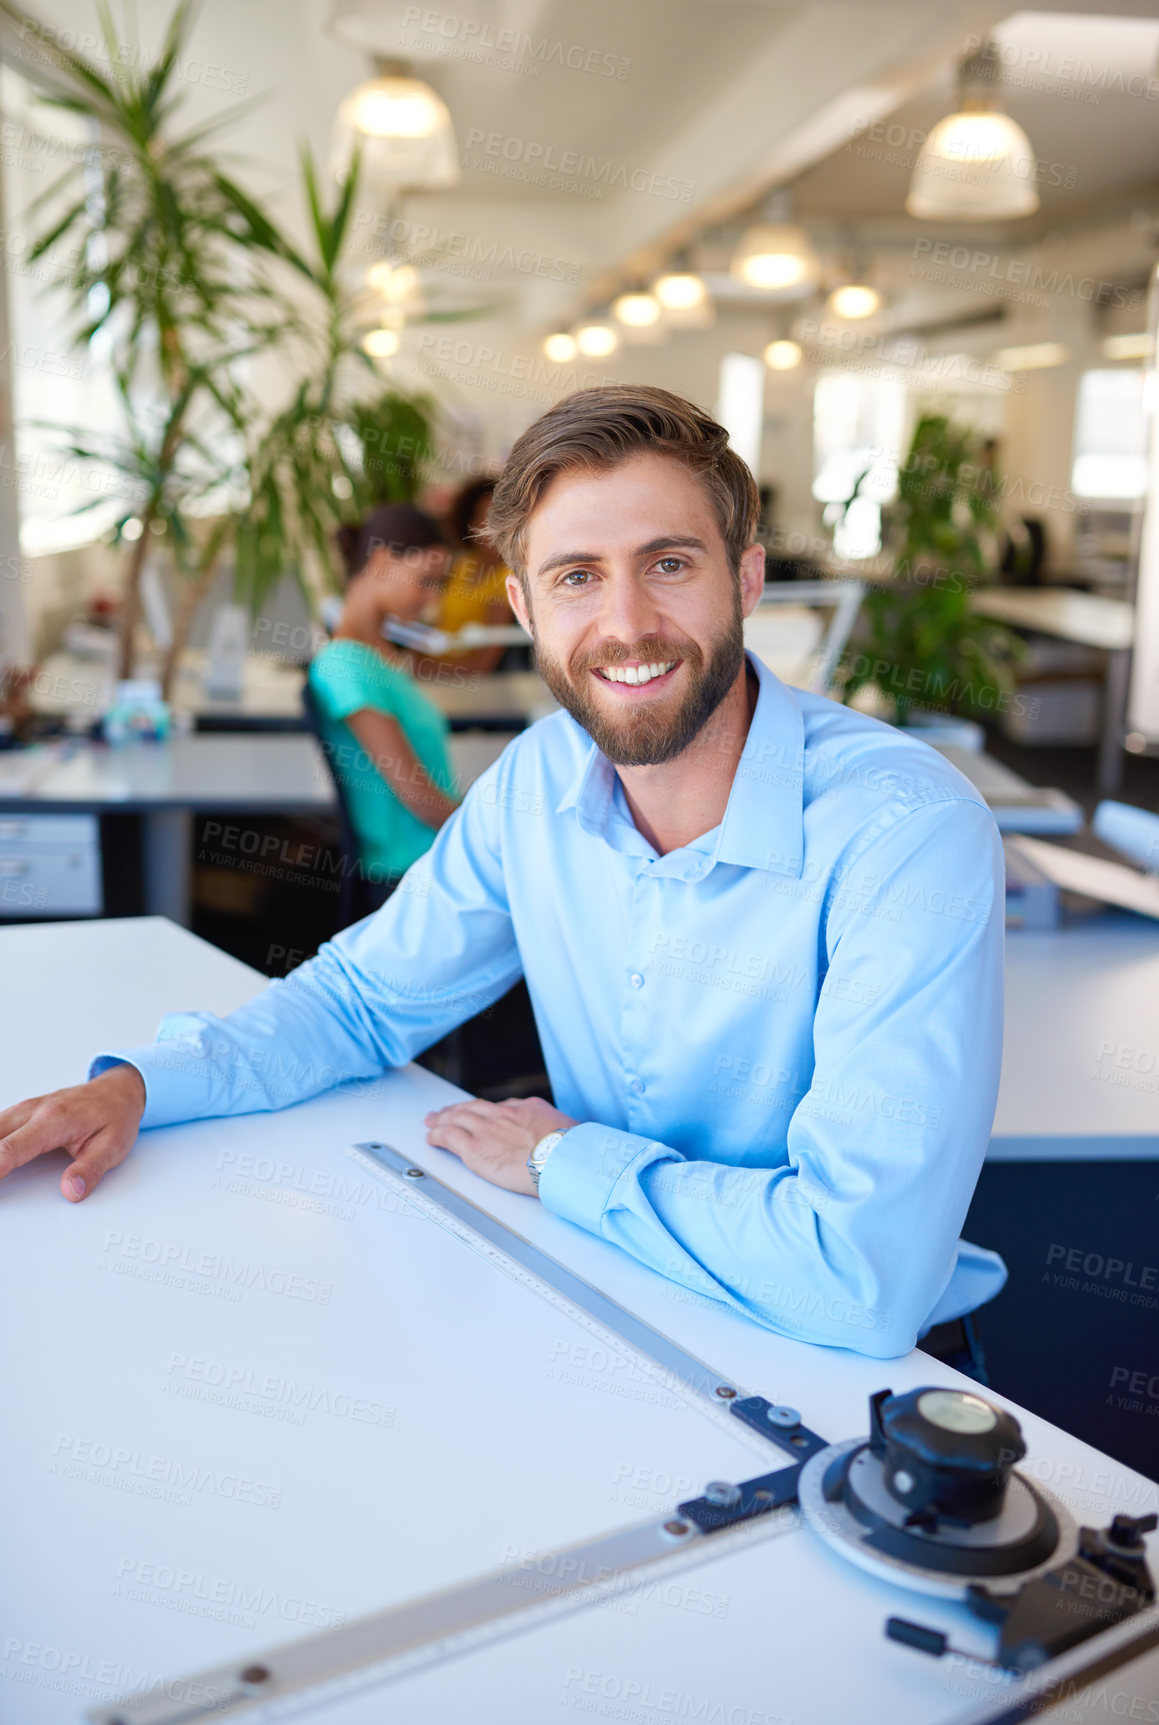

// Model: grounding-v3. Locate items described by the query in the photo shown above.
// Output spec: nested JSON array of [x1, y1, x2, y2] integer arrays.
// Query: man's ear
[[506, 572, 533, 636], [738, 543, 766, 618]]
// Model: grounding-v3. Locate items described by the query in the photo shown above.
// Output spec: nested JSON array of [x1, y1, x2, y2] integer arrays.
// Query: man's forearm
[[90, 945, 397, 1128]]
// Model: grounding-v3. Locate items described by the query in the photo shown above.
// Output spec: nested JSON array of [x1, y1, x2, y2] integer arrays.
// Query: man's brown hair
[[488, 384, 760, 583]]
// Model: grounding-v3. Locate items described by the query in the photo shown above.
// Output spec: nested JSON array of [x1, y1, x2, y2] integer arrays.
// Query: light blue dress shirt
[[95, 656, 1007, 1359]]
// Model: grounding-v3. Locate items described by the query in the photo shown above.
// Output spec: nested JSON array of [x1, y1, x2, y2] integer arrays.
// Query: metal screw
[[404, 1167, 425, 1179], [704, 1480, 742, 1508], [752, 1489, 774, 1507], [662, 1518, 692, 1538], [240, 1665, 271, 1687], [714, 1385, 737, 1400], [766, 1404, 801, 1428]]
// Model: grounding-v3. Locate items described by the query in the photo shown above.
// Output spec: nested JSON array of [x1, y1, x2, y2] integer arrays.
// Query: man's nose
[[594, 571, 664, 645]]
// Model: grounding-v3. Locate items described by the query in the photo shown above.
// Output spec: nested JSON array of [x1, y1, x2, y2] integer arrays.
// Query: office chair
[[745, 580, 866, 695], [301, 678, 376, 930]]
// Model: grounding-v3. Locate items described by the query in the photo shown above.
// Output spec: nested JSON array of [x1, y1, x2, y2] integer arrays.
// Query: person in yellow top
[[436, 478, 515, 674]]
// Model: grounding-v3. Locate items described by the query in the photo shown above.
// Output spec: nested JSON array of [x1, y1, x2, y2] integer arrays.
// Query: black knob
[[1109, 1513, 1158, 1551], [875, 1387, 1026, 1528]]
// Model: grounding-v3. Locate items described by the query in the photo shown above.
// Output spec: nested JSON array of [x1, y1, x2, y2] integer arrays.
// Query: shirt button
[[630, 1079, 645, 1096], [629, 972, 644, 988]]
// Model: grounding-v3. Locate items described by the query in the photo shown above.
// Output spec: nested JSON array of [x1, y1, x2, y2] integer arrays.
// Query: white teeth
[[598, 661, 676, 685]]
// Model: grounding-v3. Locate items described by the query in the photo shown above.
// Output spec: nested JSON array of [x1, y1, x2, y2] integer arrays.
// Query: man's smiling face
[[507, 452, 764, 766]]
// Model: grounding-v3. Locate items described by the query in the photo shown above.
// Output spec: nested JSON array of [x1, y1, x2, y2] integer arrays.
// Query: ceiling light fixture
[[367, 261, 421, 302], [331, 61, 459, 191], [907, 41, 1039, 221], [362, 327, 402, 358], [827, 283, 882, 320], [764, 339, 803, 371], [612, 290, 662, 328], [651, 269, 714, 328], [575, 322, 620, 358], [733, 221, 819, 291], [653, 272, 707, 311], [543, 333, 577, 363]]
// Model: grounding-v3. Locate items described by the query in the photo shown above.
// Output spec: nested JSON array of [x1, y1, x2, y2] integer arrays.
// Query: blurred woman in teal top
[[308, 504, 459, 896]]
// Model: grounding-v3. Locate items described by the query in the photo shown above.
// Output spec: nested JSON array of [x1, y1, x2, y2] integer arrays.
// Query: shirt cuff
[[89, 1027, 214, 1129], [537, 1121, 669, 1235]]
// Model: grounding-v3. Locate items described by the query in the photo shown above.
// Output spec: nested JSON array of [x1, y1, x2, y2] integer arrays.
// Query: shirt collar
[[556, 653, 805, 878]]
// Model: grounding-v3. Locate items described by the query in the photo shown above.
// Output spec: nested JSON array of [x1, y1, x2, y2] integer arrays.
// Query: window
[[812, 370, 906, 559], [715, 351, 765, 477], [1071, 368, 1147, 501], [1, 64, 122, 555]]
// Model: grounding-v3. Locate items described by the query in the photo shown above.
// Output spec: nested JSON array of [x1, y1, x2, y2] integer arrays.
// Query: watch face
[[532, 1133, 559, 1166]]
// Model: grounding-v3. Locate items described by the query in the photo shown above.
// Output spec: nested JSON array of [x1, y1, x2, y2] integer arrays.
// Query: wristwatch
[[527, 1127, 571, 1193]]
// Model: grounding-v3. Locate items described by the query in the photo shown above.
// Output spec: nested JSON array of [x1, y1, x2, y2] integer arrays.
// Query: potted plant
[[208, 151, 439, 639], [2, 0, 443, 695], [839, 413, 1021, 727], [0, 0, 289, 680]]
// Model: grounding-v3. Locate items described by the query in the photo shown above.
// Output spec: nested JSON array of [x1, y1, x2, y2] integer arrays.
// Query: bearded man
[[0, 386, 1006, 1364]]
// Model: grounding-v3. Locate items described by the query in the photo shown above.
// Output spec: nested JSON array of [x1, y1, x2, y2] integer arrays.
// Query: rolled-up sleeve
[[538, 798, 1005, 1358]]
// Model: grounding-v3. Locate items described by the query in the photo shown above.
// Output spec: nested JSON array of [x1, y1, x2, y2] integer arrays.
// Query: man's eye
[[560, 569, 592, 587], [656, 557, 685, 573]]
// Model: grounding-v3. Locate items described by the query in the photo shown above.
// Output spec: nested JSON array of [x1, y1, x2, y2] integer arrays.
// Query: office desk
[[0, 736, 333, 926], [31, 649, 310, 731], [932, 743, 1083, 835], [425, 667, 555, 729], [993, 912, 1159, 1159], [1, 918, 1155, 1725], [972, 587, 1135, 653], [30, 650, 555, 734], [971, 586, 1136, 796], [0, 734, 511, 924]]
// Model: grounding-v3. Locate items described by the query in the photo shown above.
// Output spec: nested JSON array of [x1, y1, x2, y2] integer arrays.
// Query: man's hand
[[0, 1064, 147, 1202], [424, 1097, 577, 1195]]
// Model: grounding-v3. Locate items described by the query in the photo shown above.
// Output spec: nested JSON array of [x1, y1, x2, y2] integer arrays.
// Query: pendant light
[[362, 328, 401, 358], [612, 288, 665, 345], [543, 333, 577, 364], [827, 282, 882, 320], [612, 290, 662, 328], [906, 41, 1038, 221], [732, 191, 819, 294], [574, 322, 620, 359], [764, 339, 802, 371], [652, 266, 714, 328], [331, 60, 459, 191]]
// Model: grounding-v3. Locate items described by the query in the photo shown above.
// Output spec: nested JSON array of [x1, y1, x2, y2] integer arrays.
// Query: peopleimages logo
[[462, 129, 694, 202], [400, 6, 631, 79]]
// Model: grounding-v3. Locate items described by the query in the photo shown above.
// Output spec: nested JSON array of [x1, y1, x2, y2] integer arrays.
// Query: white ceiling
[[796, 10, 1159, 225], [6, 0, 1159, 373]]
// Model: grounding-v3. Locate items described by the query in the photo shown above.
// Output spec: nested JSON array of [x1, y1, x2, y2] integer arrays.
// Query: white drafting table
[[0, 734, 509, 925], [1, 918, 1156, 1725]]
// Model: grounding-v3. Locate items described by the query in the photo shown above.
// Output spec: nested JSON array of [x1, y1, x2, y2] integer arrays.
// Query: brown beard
[[532, 590, 745, 767]]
